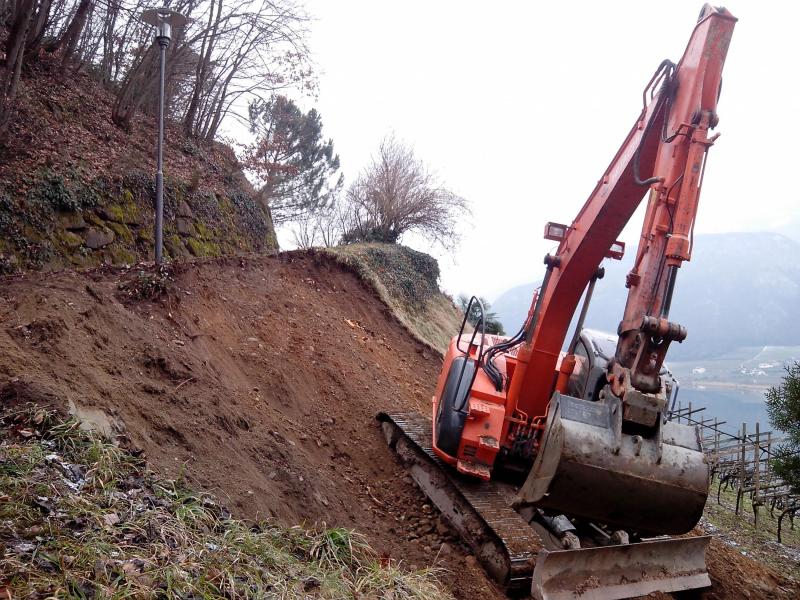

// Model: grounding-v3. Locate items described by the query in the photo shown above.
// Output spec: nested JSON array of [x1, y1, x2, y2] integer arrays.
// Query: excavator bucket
[[531, 535, 711, 600], [515, 392, 709, 536]]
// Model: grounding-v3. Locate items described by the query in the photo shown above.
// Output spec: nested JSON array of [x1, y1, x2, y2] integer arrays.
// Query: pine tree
[[766, 362, 800, 492], [245, 96, 342, 225]]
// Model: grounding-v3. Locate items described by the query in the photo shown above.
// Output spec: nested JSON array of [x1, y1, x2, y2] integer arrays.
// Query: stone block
[[83, 227, 115, 249]]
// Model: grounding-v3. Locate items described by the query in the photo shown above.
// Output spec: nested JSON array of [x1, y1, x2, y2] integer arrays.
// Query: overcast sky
[[296, 0, 799, 300]]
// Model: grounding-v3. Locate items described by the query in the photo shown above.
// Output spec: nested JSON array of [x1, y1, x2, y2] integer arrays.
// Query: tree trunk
[[183, 0, 221, 137], [99, 6, 118, 83], [53, 0, 93, 63], [111, 47, 158, 130], [0, 0, 38, 143], [25, 0, 52, 55]]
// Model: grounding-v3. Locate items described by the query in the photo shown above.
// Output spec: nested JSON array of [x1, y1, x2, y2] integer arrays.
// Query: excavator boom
[[510, 4, 736, 421]]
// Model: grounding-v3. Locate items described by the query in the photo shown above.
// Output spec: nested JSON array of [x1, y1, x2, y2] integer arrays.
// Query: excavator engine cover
[[515, 392, 708, 535]]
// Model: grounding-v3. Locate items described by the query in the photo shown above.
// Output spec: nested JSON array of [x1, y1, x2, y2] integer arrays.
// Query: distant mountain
[[492, 233, 800, 360], [778, 218, 800, 244]]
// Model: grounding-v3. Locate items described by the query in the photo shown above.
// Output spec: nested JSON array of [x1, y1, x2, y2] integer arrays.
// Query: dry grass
[[323, 244, 462, 354], [0, 404, 453, 599]]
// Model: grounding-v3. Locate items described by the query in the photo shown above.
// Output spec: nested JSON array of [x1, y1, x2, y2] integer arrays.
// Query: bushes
[[117, 266, 174, 301], [27, 169, 102, 214], [230, 190, 272, 248], [0, 192, 15, 234], [365, 245, 439, 305], [342, 244, 441, 308]]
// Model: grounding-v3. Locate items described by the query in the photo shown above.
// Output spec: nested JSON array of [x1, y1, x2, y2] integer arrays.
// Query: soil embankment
[[0, 252, 795, 598], [0, 253, 498, 598]]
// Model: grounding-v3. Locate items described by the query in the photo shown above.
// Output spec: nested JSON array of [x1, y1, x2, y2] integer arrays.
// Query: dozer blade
[[531, 535, 712, 600]]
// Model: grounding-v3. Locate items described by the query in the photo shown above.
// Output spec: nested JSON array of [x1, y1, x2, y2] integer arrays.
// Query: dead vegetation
[[0, 403, 452, 599], [323, 243, 462, 353]]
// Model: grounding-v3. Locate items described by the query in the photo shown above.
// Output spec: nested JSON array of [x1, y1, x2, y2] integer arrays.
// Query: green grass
[[0, 404, 453, 599], [702, 481, 800, 580]]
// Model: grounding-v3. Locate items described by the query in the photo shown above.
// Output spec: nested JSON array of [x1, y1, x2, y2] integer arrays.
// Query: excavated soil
[[0, 252, 796, 599]]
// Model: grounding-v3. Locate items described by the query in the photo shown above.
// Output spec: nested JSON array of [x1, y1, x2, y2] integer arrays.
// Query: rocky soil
[[0, 253, 499, 598], [0, 252, 796, 599]]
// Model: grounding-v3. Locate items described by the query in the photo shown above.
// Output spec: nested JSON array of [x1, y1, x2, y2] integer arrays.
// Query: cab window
[[567, 340, 591, 399]]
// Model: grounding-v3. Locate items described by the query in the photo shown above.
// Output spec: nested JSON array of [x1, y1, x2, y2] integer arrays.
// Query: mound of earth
[[0, 252, 498, 598], [0, 252, 795, 599], [325, 243, 463, 353]]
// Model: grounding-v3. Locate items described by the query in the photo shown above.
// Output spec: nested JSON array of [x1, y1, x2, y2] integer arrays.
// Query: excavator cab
[[565, 329, 678, 409]]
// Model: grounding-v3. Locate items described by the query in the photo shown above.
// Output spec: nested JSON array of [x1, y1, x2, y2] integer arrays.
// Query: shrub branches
[[341, 135, 469, 250]]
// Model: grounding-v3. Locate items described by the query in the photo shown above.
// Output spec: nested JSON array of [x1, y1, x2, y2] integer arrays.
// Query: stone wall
[[0, 169, 278, 273]]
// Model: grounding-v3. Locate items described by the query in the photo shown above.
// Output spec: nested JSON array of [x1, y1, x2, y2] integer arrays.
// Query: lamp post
[[142, 7, 187, 264]]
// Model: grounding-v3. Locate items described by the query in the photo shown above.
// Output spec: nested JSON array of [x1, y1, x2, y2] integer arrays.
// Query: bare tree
[[0, 0, 315, 144], [0, 0, 53, 143], [315, 201, 344, 248], [181, 0, 313, 140], [341, 135, 469, 250], [49, 0, 93, 63], [291, 211, 318, 249], [107, 0, 313, 136], [286, 197, 346, 249]]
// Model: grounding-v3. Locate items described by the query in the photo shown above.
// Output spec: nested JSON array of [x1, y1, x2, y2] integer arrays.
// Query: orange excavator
[[380, 5, 736, 599]]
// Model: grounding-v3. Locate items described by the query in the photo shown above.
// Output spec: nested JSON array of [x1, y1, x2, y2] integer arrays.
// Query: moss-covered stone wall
[[0, 168, 278, 273]]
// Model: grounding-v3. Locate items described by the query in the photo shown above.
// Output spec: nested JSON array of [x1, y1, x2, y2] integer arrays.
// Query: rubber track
[[378, 411, 542, 590]]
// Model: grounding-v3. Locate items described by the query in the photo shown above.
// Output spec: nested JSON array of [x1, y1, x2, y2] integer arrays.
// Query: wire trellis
[[669, 402, 798, 544]]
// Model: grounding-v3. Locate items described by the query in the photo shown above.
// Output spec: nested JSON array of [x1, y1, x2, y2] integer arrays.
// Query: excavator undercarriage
[[379, 411, 712, 599]]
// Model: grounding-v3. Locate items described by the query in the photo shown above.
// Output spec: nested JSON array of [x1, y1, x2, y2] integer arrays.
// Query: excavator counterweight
[[381, 4, 737, 598]]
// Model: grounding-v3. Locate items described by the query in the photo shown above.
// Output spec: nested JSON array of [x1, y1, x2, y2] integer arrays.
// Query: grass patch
[[0, 404, 452, 599]]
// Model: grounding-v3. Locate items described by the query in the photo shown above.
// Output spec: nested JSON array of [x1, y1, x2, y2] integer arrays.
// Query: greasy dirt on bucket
[[0, 251, 796, 599]]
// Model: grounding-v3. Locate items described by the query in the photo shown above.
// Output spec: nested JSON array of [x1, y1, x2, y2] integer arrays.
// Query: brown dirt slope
[[325, 243, 463, 354], [0, 253, 498, 598], [0, 252, 795, 599]]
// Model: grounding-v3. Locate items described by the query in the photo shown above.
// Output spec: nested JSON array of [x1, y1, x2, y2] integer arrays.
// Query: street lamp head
[[142, 7, 188, 44]]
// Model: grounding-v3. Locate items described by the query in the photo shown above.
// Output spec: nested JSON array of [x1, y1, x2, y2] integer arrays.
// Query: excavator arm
[[508, 4, 736, 423], [426, 4, 735, 496], [508, 4, 736, 534]]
